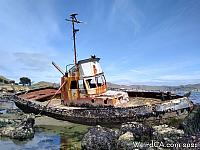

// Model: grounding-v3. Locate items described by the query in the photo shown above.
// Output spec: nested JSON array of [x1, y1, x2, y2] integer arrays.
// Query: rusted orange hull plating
[[18, 88, 61, 101]]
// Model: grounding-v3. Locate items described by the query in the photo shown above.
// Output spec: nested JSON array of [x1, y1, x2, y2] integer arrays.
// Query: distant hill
[[0, 75, 61, 92], [1, 74, 199, 92], [31, 81, 59, 89], [107, 82, 130, 89], [107, 82, 200, 91], [0, 75, 11, 84], [0, 75, 29, 92]]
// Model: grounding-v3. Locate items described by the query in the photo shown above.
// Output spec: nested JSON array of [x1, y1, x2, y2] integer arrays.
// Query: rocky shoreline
[[81, 123, 199, 149], [0, 93, 35, 141], [81, 105, 200, 150], [0, 114, 35, 140]]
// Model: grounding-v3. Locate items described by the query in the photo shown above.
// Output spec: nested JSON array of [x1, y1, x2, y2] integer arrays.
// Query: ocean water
[[189, 92, 200, 104], [0, 132, 61, 150], [0, 92, 200, 149]]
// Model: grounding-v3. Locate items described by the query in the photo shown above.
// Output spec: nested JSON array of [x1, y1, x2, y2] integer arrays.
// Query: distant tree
[[9, 80, 15, 84], [4, 80, 9, 84], [19, 77, 31, 86]]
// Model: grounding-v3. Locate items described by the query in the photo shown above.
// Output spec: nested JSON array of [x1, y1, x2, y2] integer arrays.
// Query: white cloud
[[106, 60, 200, 85], [0, 0, 66, 83]]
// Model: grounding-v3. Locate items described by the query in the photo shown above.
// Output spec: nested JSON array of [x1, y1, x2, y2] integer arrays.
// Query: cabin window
[[78, 80, 86, 94], [78, 80, 84, 89], [70, 80, 78, 89], [96, 76, 104, 86], [102, 75, 106, 85], [86, 77, 96, 88]]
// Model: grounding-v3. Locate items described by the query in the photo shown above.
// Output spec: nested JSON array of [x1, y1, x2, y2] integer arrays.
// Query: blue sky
[[0, 0, 200, 85]]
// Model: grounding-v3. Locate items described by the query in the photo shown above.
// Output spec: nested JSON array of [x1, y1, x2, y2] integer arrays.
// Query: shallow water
[[0, 92, 200, 149], [0, 131, 61, 150], [0, 122, 90, 150]]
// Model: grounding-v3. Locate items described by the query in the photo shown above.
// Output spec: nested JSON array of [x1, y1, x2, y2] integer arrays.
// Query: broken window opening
[[96, 76, 103, 87], [78, 80, 86, 94], [86, 77, 97, 89], [70, 80, 78, 89], [104, 99, 108, 104]]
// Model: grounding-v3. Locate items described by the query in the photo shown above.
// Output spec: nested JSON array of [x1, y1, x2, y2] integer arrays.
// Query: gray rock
[[81, 125, 119, 150], [118, 131, 134, 141], [81, 121, 194, 150], [81, 122, 154, 150], [0, 114, 35, 140], [116, 122, 154, 150], [120, 122, 153, 142], [0, 118, 15, 127], [11, 126, 34, 140], [152, 124, 184, 143], [179, 104, 200, 135]]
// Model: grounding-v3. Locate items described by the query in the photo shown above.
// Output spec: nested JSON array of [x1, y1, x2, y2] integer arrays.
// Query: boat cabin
[[61, 56, 109, 106]]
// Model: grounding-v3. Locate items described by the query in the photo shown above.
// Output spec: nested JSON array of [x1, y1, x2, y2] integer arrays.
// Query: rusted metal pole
[[72, 18, 77, 65], [66, 14, 82, 67], [52, 61, 65, 75]]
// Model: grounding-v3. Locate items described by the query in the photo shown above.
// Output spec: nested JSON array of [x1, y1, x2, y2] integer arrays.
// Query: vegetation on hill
[[19, 77, 31, 86], [31, 81, 59, 89], [0, 75, 15, 84]]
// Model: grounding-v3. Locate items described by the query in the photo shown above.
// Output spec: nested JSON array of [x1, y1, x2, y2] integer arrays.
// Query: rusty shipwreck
[[13, 14, 193, 125]]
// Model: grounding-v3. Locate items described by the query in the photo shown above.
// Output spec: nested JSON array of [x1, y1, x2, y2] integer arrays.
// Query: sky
[[0, 0, 200, 86]]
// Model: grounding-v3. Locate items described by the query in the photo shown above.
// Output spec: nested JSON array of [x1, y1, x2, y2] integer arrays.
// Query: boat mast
[[66, 13, 82, 66]]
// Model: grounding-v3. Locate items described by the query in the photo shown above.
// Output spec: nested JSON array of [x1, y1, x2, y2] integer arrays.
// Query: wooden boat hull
[[13, 94, 192, 126]]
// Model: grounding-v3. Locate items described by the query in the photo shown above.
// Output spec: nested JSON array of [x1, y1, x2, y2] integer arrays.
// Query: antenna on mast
[[66, 13, 83, 66]]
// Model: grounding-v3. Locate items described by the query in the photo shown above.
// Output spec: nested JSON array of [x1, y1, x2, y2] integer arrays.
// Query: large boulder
[[120, 122, 153, 141], [11, 115, 35, 140], [179, 105, 200, 135], [117, 131, 147, 150], [81, 125, 119, 150], [117, 122, 154, 150], [81, 122, 154, 150], [0, 118, 15, 128], [153, 124, 184, 143], [0, 114, 35, 140]]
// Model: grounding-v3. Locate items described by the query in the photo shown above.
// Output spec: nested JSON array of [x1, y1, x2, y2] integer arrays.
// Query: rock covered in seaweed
[[0, 114, 35, 140], [0, 118, 15, 128], [81, 122, 154, 150], [81, 125, 119, 150], [81, 121, 196, 150], [120, 122, 153, 141], [117, 122, 154, 150], [179, 104, 200, 135], [153, 124, 184, 143]]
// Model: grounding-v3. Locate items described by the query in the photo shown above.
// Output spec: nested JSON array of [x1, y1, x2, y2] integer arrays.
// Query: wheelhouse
[[61, 56, 107, 106]]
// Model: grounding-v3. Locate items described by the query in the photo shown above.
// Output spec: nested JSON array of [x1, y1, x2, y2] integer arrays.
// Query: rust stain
[[19, 88, 61, 101]]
